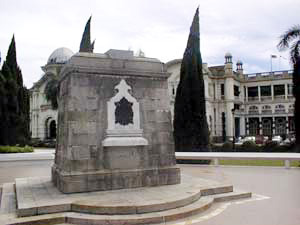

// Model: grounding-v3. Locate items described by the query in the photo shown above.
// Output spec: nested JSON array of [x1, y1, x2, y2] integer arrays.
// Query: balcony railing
[[261, 110, 272, 114], [248, 110, 259, 115], [275, 109, 286, 114], [248, 96, 259, 102], [261, 96, 272, 101], [274, 95, 285, 100]]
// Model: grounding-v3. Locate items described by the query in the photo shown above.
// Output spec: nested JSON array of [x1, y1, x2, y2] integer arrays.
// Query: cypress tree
[[0, 35, 30, 145], [173, 8, 209, 152], [1, 61, 18, 145], [79, 16, 95, 52], [0, 71, 8, 145]]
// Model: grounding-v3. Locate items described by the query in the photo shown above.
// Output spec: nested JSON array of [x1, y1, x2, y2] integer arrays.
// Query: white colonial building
[[30, 49, 295, 143], [30, 47, 74, 140], [167, 53, 295, 142]]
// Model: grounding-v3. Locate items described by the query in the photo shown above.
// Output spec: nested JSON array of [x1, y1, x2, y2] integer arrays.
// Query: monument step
[[1, 190, 251, 225], [213, 189, 252, 202], [0, 183, 17, 224], [14, 176, 234, 217]]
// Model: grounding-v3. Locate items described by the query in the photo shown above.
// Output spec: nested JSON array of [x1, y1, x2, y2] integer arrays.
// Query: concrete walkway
[[0, 159, 299, 225], [0, 148, 55, 162]]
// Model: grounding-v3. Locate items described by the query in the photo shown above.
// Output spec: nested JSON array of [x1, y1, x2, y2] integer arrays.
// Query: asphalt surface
[[178, 165, 300, 225], [0, 152, 299, 225]]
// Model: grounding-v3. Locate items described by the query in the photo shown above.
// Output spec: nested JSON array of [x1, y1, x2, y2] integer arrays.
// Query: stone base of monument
[[0, 174, 251, 225]]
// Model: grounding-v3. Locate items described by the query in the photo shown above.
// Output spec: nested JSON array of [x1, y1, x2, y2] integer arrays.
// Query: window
[[249, 118, 259, 135], [275, 104, 285, 113], [288, 84, 293, 95], [262, 118, 272, 136], [289, 117, 295, 132], [248, 87, 258, 97], [274, 85, 285, 96], [234, 85, 240, 96], [260, 86, 271, 96], [234, 104, 240, 110], [248, 105, 259, 114], [221, 84, 224, 96], [288, 104, 294, 113], [275, 117, 286, 135], [262, 105, 272, 114]]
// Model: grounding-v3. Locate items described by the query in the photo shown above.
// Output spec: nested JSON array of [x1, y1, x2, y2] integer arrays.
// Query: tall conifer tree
[[173, 8, 209, 152], [0, 35, 30, 145], [79, 16, 95, 52]]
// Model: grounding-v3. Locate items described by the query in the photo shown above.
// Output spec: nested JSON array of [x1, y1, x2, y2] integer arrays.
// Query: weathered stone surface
[[52, 50, 180, 193]]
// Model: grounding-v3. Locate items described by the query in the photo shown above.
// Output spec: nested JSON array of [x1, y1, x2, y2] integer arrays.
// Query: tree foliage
[[278, 25, 300, 152], [278, 25, 300, 64], [79, 16, 95, 53], [173, 8, 209, 152], [0, 35, 30, 146], [44, 76, 59, 109]]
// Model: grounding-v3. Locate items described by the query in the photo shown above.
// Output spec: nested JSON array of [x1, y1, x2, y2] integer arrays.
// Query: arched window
[[275, 104, 285, 114], [261, 105, 272, 114], [288, 104, 294, 113], [248, 106, 259, 114]]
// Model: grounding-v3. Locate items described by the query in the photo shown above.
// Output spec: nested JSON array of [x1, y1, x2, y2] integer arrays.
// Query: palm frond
[[44, 77, 59, 109], [278, 25, 300, 51], [291, 39, 300, 64]]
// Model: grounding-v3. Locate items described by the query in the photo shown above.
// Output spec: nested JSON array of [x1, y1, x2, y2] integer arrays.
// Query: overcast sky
[[0, 0, 299, 88]]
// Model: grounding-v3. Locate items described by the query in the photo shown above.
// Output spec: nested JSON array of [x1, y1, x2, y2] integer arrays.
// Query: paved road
[[0, 149, 54, 162], [177, 165, 300, 225], [0, 157, 299, 225]]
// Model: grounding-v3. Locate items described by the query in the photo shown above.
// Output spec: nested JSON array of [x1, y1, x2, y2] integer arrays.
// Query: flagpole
[[270, 55, 272, 72], [270, 55, 277, 72]]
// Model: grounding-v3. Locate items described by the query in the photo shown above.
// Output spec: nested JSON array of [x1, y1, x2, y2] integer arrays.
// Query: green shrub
[[240, 141, 260, 152], [263, 141, 279, 152], [222, 142, 233, 149], [0, 145, 34, 153], [29, 139, 56, 148]]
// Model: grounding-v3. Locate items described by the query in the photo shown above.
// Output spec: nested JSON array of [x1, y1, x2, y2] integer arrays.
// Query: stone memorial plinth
[[52, 49, 181, 193]]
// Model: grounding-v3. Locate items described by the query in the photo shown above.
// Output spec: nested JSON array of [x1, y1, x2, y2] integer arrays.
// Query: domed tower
[[224, 52, 233, 75], [30, 47, 74, 141], [236, 59, 243, 74], [42, 47, 74, 75], [223, 52, 234, 141], [225, 52, 232, 64]]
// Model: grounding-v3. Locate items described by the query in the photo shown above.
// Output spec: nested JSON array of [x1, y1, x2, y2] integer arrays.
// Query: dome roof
[[47, 47, 74, 64], [236, 59, 243, 65], [225, 52, 232, 58]]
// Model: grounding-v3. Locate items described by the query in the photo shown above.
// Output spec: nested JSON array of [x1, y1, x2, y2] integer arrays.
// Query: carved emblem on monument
[[115, 97, 133, 126], [104, 79, 146, 140]]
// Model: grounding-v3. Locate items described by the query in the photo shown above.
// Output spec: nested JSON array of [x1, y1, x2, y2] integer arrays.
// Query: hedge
[[0, 146, 34, 153]]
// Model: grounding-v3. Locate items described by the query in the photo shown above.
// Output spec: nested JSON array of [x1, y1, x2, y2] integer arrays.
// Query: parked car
[[271, 135, 282, 144], [243, 136, 256, 142], [234, 136, 255, 146]]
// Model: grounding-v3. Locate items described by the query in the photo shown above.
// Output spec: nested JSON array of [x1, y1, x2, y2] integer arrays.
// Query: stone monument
[[52, 49, 181, 193]]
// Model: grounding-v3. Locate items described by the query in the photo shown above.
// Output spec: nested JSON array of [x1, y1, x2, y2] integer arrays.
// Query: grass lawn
[[220, 159, 300, 167]]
